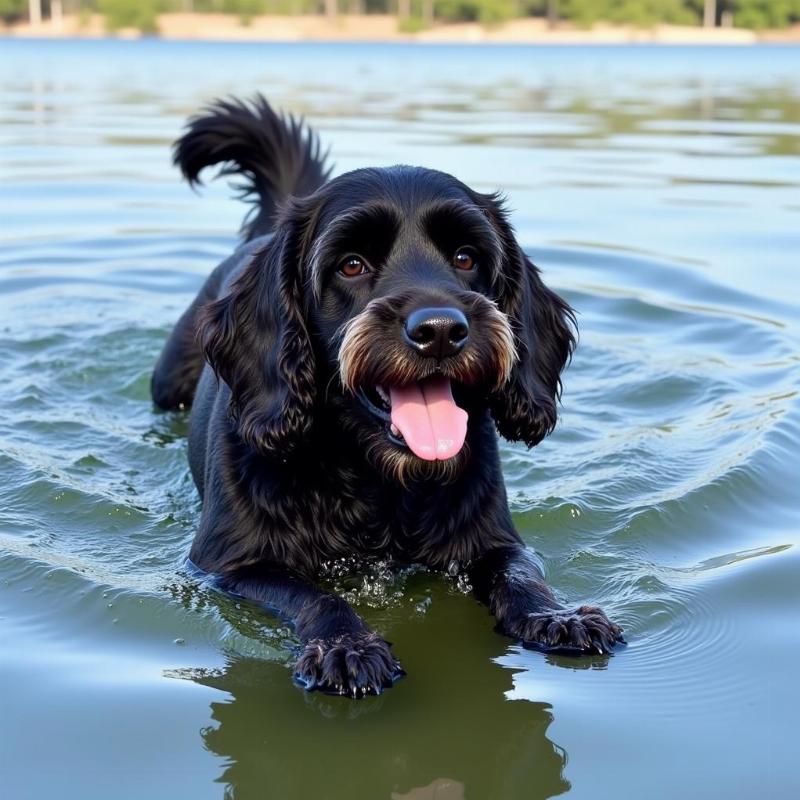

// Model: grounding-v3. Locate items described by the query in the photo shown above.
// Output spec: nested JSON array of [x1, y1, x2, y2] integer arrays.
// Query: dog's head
[[198, 166, 575, 482]]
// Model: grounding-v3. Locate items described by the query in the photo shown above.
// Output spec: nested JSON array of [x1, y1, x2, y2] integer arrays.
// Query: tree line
[[5, 0, 800, 31]]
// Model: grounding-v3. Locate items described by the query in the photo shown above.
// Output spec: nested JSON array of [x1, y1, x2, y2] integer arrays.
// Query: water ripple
[[2, 40, 800, 798]]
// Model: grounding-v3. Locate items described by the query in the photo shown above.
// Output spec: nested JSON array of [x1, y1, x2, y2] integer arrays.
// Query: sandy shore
[[4, 13, 798, 45]]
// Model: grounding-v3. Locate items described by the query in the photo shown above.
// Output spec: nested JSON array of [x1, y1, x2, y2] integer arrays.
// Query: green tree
[[98, 0, 160, 31], [0, 0, 26, 22], [436, 0, 515, 23], [560, 0, 694, 26], [731, 0, 800, 29]]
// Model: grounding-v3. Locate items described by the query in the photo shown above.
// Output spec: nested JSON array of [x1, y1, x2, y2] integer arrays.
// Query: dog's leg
[[215, 564, 404, 697], [151, 251, 244, 411], [469, 546, 624, 655], [152, 287, 219, 410]]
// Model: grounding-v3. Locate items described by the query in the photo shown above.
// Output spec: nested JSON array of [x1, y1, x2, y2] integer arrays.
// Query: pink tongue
[[389, 376, 468, 461]]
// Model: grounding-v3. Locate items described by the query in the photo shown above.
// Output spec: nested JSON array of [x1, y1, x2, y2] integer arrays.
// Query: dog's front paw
[[513, 605, 625, 656], [293, 631, 405, 698]]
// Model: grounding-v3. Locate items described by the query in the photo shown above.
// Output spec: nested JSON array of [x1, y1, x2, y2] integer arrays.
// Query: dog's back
[[151, 96, 329, 412]]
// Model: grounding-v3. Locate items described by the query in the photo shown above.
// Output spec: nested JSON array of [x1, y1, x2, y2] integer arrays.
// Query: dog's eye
[[453, 247, 477, 271], [338, 256, 370, 278]]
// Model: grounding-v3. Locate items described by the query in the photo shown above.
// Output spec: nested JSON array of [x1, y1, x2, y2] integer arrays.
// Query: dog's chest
[[257, 459, 501, 568], [284, 478, 435, 561]]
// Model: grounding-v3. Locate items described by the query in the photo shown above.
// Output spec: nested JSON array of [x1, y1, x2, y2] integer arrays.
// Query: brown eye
[[338, 256, 369, 278], [453, 247, 477, 271]]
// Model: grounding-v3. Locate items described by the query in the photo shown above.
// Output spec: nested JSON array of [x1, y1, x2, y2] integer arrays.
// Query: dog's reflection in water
[[176, 589, 570, 799]]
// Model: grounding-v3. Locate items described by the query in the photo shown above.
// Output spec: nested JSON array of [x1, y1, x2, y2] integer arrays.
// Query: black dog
[[152, 96, 623, 698]]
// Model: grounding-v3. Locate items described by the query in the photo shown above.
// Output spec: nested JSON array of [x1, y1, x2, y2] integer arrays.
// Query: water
[[1, 39, 799, 799]]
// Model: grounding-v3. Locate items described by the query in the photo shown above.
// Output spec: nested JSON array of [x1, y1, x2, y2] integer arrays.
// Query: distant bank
[[4, 13, 800, 45]]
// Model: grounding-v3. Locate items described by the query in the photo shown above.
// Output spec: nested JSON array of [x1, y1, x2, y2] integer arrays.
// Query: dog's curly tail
[[173, 94, 331, 241]]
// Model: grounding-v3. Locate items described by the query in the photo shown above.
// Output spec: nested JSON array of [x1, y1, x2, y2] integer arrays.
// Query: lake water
[[1, 39, 799, 799]]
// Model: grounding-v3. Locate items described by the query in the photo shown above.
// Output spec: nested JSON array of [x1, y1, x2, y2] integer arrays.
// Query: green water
[[1, 40, 799, 799]]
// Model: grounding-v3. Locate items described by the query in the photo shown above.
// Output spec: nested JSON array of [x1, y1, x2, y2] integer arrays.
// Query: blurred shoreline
[[4, 13, 800, 45]]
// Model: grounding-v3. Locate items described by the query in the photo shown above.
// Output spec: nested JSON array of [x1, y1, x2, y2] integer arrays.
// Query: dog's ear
[[197, 199, 318, 457], [473, 192, 576, 447]]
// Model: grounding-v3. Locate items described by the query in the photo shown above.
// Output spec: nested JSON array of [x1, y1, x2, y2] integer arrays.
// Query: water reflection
[[187, 590, 569, 799]]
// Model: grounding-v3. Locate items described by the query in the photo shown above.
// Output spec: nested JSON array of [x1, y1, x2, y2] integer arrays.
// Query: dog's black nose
[[404, 307, 469, 359]]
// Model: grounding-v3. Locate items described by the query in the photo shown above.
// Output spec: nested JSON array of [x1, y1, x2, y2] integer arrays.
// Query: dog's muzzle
[[339, 295, 516, 462]]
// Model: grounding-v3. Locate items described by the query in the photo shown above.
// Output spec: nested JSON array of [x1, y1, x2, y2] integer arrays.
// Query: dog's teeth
[[390, 424, 400, 436]]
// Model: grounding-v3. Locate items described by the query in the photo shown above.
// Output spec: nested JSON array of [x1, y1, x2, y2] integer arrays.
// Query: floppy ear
[[197, 203, 317, 457], [476, 194, 577, 447]]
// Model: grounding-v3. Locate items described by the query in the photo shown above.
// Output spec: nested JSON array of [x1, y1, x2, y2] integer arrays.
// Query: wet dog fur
[[152, 96, 623, 697]]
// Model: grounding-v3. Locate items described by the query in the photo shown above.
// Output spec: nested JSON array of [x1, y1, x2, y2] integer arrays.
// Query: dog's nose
[[404, 307, 469, 359]]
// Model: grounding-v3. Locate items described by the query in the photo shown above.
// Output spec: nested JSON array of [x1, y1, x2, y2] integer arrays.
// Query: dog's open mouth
[[357, 375, 468, 461]]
